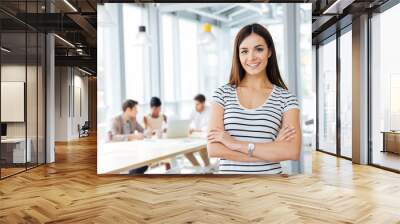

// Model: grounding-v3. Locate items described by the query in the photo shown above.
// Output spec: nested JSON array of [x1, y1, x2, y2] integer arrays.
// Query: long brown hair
[[229, 23, 287, 90]]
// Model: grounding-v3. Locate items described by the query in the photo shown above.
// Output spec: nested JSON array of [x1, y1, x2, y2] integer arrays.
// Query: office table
[[1, 138, 32, 165], [381, 131, 400, 154], [97, 135, 208, 174]]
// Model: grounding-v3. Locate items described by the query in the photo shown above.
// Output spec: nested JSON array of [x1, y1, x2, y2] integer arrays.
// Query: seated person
[[144, 97, 171, 170], [109, 99, 147, 174], [144, 97, 167, 136], [188, 94, 211, 167], [190, 94, 210, 133]]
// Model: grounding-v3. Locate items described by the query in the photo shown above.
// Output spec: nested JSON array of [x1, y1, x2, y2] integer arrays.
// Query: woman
[[207, 23, 301, 174], [144, 96, 167, 137]]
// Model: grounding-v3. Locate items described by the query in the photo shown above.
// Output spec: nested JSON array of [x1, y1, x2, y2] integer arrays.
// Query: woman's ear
[[268, 50, 272, 58]]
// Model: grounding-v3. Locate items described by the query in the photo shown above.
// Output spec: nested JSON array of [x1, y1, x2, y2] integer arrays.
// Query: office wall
[[1, 65, 41, 138], [55, 67, 68, 141], [73, 73, 89, 137], [55, 67, 89, 141]]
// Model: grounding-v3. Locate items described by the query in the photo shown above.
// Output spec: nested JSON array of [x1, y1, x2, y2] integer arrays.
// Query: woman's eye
[[240, 50, 248, 54], [256, 48, 264, 52]]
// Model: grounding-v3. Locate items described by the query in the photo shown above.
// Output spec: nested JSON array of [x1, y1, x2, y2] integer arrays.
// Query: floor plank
[[0, 135, 400, 223]]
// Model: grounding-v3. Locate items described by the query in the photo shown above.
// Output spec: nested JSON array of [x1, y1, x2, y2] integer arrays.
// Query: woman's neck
[[241, 72, 272, 90], [151, 112, 160, 118]]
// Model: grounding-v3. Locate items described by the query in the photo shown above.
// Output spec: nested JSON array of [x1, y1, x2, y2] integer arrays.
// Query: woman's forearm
[[234, 140, 301, 162], [207, 142, 266, 162]]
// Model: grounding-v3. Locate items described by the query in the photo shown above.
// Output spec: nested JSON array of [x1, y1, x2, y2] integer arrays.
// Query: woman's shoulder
[[215, 84, 236, 93], [212, 84, 236, 106], [274, 85, 297, 97]]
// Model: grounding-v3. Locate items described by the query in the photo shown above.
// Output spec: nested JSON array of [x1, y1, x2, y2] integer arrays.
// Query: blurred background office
[[97, 3, 313, 173]]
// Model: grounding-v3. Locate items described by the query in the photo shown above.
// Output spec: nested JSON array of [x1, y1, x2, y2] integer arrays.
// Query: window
[[318, 37, 337, 155], [371, 3, 400, 171], [267, 24, 286, 82], [178, 18, 199, 101], [390, 74, 400, 130], [298, 3, 314, 142], [97, 3, 124, 141], [161, 14, 175, 102], [339, 29, 352, 158], [160, 15, 230, 119], [123, 4, 150, 104]]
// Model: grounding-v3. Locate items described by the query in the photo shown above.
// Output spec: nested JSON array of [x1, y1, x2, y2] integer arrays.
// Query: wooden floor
[[372, 150, 400, 171], [1, 167, 26, 177], [1, 135, 400, 223]]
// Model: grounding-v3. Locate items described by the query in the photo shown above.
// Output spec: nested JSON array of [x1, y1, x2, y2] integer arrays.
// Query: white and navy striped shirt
[[212, 84, 299, 174]]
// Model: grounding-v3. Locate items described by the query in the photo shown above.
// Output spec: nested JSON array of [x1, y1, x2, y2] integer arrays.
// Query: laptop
[[166, 119, 191, 138]]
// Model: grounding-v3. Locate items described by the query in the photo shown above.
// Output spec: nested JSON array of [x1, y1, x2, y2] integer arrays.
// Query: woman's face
[[151, 106, 161, 116], [238, 33, 271, 76]]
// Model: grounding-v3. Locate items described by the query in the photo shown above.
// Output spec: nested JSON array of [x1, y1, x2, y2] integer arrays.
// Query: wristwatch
[[247, 143, 255, 157]]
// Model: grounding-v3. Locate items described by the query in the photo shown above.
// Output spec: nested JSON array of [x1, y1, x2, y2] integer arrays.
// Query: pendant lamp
[[198, 23, 216, 45]]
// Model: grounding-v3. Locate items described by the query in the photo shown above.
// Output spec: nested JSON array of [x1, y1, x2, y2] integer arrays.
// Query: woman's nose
[[248, 50, 257, 60]]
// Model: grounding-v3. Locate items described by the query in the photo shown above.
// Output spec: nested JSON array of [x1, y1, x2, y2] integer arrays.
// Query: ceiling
[[311, 0, 391, 44], [155, 3, 287, 28], [0, 0, 97, 74], [0, 0, 396, 74]]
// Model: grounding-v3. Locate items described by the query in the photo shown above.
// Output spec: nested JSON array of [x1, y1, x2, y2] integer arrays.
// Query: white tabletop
[[97, 133, 207, 174], [1, 138, 27, 143]]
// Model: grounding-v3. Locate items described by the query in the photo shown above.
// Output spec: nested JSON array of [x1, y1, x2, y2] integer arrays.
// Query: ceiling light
[[76, 49, 84, 55], [1, 47, 11, 53], [261, 4, 269, 14], [78, 67, 92, 76], [133, 26, 151, 47], [54, 34, 75, 48], [63, 0, 78, 12], [198, 23, 216, 45], [322, 0, 354, 15]]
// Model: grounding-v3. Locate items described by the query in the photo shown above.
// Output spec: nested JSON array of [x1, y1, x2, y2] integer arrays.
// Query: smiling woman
[[207, 23, 301, 174]]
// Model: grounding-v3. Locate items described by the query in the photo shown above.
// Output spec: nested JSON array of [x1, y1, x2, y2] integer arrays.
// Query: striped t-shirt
[[212, 84, 299, 174]]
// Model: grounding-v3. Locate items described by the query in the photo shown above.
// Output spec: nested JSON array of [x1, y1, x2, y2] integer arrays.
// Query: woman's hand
[[208, 128, 241, 150], [276, 125, 296, 142]]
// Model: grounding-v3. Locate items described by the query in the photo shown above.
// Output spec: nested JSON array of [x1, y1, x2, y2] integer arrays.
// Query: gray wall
[[55, 67, 89, 141]]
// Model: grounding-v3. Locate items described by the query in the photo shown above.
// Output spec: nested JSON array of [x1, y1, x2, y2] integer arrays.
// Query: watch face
[[248, 143, 255, 157]]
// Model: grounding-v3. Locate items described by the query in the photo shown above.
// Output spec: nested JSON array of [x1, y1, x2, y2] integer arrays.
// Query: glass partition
[[0, 1, 46, 179], [339, 29, 352, 158], [317, 37, 337, 155], [1, 31, 28, 177], [371, 4, 400, 171]]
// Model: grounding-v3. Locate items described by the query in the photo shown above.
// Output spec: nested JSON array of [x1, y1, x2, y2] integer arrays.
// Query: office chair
[[79, 121, 90, 138]]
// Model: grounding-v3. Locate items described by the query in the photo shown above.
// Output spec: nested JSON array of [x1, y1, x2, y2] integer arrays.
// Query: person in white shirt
[[190, 94, 210, 133], [188, 94, 211, 167]]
